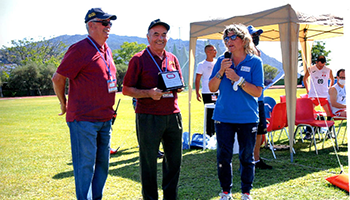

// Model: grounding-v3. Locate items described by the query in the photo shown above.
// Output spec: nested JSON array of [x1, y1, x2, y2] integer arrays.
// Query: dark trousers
[[136, 113, 183, 200], [215, 122, 257, 194], [202, 93, 218, 137]]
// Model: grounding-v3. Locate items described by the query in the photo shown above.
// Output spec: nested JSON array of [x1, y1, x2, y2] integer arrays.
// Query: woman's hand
[[220, 58, 232, 75], [225, 68, 240, 82]]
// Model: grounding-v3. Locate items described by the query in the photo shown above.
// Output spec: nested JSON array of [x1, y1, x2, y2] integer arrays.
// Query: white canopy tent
[[188, 4, 343, 161]]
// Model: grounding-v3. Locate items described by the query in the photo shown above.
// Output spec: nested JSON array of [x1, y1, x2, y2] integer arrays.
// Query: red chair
[[307, 98, 346, 144], [266, 102, 295, 159], [280, 95, 286, 103], [294, 98, 336, 154], [300, 93, 329, 118], [299, 93, 309, 98], [322, 100, 347, 144]]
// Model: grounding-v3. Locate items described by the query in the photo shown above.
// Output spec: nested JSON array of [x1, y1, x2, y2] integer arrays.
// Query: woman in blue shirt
[[209, 24, 264, 200]]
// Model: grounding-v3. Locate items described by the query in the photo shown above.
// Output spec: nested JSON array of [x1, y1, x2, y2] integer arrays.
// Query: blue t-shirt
[[209, 53, 264, 123]]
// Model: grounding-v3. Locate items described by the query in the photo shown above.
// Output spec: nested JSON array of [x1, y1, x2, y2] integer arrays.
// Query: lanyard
[[146, 48, 167, 72], [87, 37, 115, 81]]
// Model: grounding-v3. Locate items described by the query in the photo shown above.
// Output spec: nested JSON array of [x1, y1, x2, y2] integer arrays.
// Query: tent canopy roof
[[187, 4, 344, 161], [190, 4, 343, 41]]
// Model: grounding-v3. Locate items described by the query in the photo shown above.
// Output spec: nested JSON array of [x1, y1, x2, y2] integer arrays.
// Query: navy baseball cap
[[148, 19, 170, 31], [247, 25, 263, 35], [85, 8, 117, 23]]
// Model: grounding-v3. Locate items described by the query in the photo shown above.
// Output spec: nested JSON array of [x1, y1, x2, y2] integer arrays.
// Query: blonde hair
[[222, 24, 255, 55]]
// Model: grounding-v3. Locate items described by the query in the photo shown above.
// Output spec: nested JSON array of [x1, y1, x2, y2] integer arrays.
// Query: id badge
[[162, 93, 174, 98], [107, 79, 118, 93], [211, 94, 217, 101]]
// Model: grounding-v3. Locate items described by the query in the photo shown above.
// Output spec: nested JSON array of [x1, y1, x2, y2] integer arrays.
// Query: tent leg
[[290, 152, 294, 163]]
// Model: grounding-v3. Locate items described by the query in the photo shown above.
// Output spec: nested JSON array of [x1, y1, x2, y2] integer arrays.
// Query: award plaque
[[158, 71, 184, 91]]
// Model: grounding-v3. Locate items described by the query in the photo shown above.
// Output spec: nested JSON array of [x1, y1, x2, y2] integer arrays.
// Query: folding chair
[[263, 96, 276, 121], [294, 98, 337, 154], [305, 98, 346, 145], [322, 101, 347, 144], [280, 95, 286, 103], [266, 102, 295, 159]]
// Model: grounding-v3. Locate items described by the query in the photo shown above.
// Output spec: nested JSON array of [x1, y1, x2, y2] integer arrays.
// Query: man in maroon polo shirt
[[123, 19, 184, 200], [52, 8, 117, 200]]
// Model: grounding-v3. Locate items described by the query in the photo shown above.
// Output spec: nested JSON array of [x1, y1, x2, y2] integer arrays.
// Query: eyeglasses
[[224, 35, 238, 43], [339, 77, 346, 80], [92, 20, 112, 27]]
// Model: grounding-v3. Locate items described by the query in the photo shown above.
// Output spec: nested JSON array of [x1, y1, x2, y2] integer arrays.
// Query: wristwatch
[[215, 72, 223, 79]]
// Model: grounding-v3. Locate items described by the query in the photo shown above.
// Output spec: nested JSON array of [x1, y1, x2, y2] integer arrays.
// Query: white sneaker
[[241, 193, 253, 200], [219, 192, 232, 200]]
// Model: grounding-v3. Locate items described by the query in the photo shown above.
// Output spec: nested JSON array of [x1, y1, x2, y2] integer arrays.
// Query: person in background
[[52, 8, 117, 199], [209, 24, 263, 200], [122, 19, 184, 200], [247, 25, 272, 170], [328, 69, 346, 117], [195, 44, 218, 137], [303, 55, 334, 139]]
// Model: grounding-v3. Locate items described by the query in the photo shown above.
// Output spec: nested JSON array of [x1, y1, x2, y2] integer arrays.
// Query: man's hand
[[176, 88, 184, 93], [149, 88, 165, 100], [58, 102, 67, 116], [196, 92, 202, 102]]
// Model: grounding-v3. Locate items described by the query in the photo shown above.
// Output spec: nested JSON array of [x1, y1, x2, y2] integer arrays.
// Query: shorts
[[310, 97, 328, 106], [334, 109, 346, 117]]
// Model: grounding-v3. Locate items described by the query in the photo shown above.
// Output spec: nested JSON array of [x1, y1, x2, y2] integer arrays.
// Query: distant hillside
[[3, 34, 284, 86], [51, 34, 283, 71]]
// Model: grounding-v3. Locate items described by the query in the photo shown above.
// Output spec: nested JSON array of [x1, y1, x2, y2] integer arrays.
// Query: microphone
[[224, 51, 231, 59]]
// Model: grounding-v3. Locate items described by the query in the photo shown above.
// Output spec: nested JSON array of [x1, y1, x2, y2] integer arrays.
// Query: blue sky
[[0, 0, 348, 71]]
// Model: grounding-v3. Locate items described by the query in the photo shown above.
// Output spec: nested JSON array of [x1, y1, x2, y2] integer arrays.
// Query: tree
[[298, 41, 331, 66], [7, 61, 56, 96], [263, 64, 278, 86], [0, 64, 11, 97], [1, 38, 67, 66], [113, 41, 147, 65], [112, 42, 147, 90], [7, 62, 41, 95]]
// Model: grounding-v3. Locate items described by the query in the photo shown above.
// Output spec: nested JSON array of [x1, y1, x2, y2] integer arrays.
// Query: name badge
[[158, 71, 184, 91], [162, 93, 174, 98], [107, 79, 118, 93], [211, 94, 218, 101], [241, 66, 251, 72]]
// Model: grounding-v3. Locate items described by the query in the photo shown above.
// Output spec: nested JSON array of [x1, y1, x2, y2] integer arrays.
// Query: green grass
[[0, 88, 348, 199]]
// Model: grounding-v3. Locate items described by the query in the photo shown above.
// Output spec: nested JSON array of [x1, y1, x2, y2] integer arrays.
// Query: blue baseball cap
[[85, 8, 117, 23], [247, 25, 263, 35]]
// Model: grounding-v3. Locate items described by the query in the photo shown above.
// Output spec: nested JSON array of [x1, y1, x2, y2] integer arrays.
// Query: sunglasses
[[224, 35, 238, 43], [339, 77, 346, 80], [92, 20, 112, 27]]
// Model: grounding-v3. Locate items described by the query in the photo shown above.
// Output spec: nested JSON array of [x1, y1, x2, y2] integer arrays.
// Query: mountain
[[3, 34, 284, 85], [52, 34, 282, 67]]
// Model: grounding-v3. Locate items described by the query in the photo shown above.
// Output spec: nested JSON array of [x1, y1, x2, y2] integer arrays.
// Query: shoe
[[157, 150, 164, 159], [255, 159, 272, 169], [241, 193, 252, 200], [303, 132, 312, 140], [219, 192, 232, 200], [327, 133, 335, 139]]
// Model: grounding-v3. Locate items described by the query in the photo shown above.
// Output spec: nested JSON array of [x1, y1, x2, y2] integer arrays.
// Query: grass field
[[0, 88, 348, 199]]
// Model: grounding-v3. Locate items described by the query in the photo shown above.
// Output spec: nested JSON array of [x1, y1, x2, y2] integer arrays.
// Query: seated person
[[328, 69, 346, 118]]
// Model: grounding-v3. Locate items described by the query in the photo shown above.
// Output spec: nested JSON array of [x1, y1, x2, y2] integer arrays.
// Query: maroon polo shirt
[[57, 36, 116, 122], [123, 47, 182, 115]]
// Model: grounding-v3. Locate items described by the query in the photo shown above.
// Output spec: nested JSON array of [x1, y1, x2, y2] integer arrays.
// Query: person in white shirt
[[303, 55, 334, 112], [328, 69, 346, 117], [302, 55, 334, 139], [195, 44, 218, 137]]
